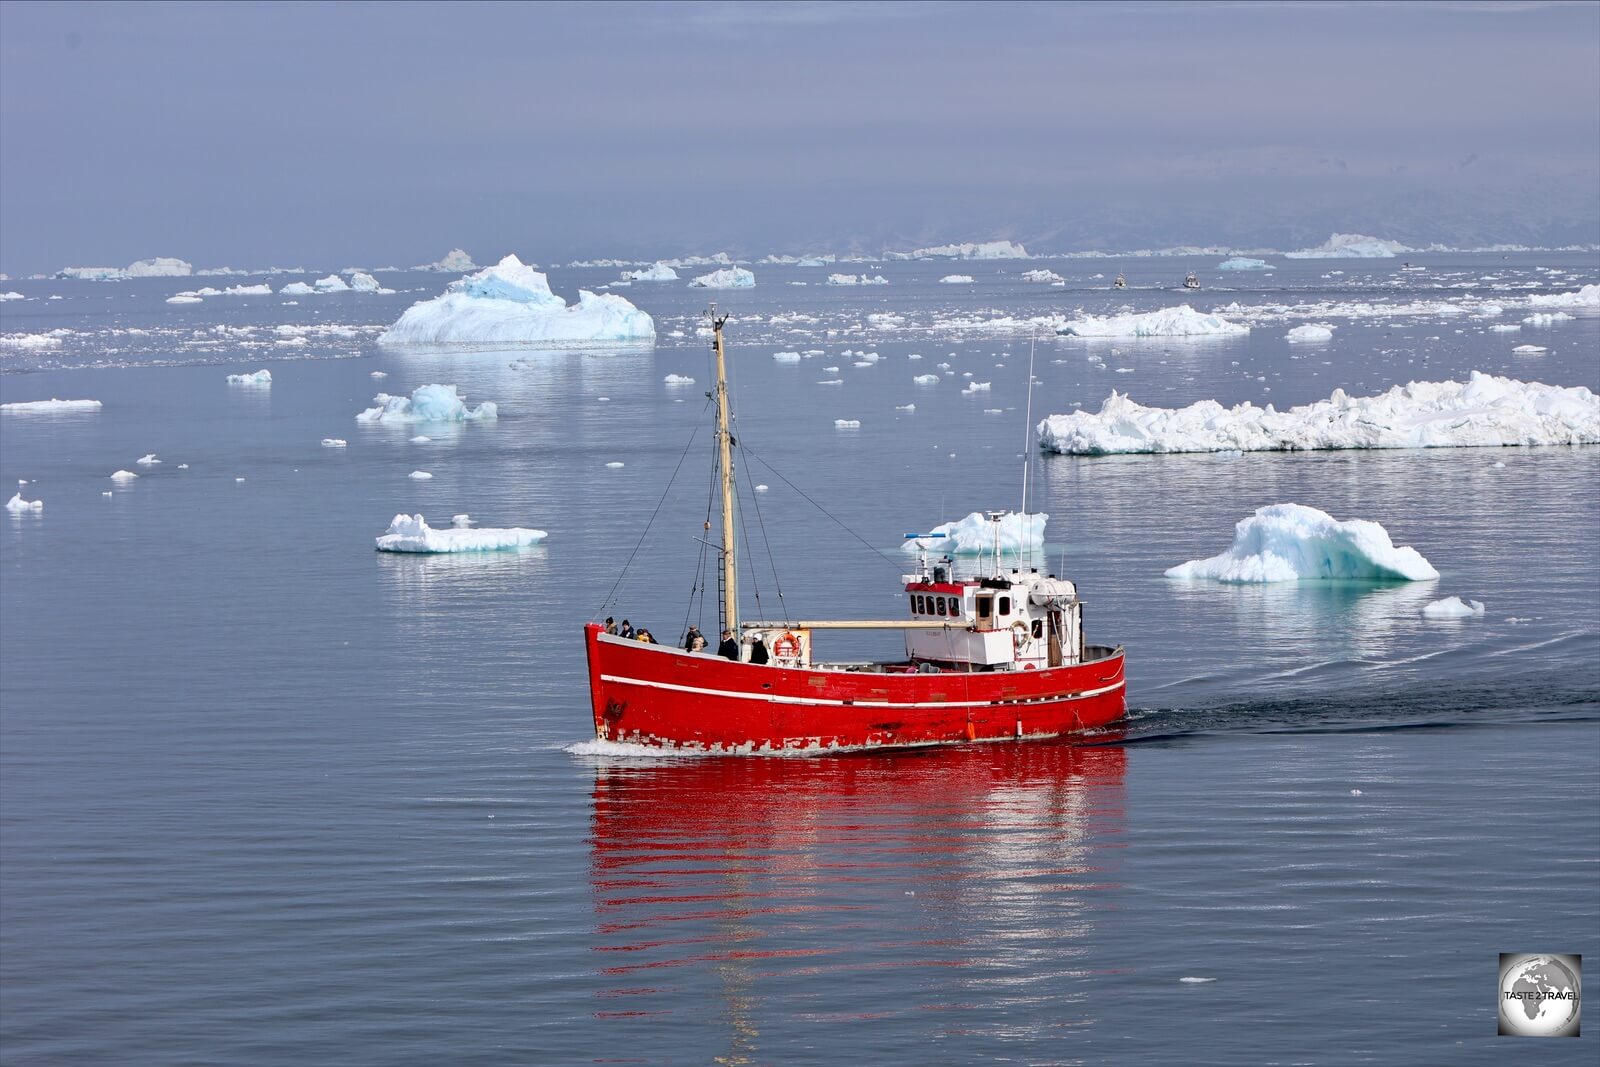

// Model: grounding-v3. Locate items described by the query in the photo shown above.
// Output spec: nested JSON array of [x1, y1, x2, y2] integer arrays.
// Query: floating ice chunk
[[1512, 344, 1547, 354], [223, 283, 273, 296], [0, 291, 26, 301], [1179, 977, 1217, 984], [1038, 373, 1600, 454], [226, 369, 273, 385], [409, 435, 430, 443], [1165, 504, 1438, 582], [110, 470, 139, 481], [1021, 269, 1064, 283], [1489, 324, 1521, 332], [234, 477, 246, 483], [605, 461, 625, 468], [347, 271, 381, 292], [904, 510, 1047, 554], [126, 257, 193, 277], [1286, 325, 1334, 343], [57, 266, 129, 281], [2, 398, 102, 413], [165, 294, 203, 304], [1217, 257, 1271, 271], [380, 255, 654, 344], [826, 273, 888, 286], [1522, 312, 1572, 326], [622, 263, 678, 282], [279, 281, 316, 295], [408, 470, 434, 480], [755, 483, 769, 492], [689, 267, 756, 289], [773, 351, 802, 362], [963, 381, 992, 392], [1284, 233, 1407, 259], [314, 274, 349, 292], [834, 419, 861, 428], [177, 463, 188, 469], [1058, 305, 1249, 338], [664, 374, 695, 384], [940, 274, 975, 284], [884, 240, 1028, 260], [321, 438, 348, 447], [137, 453, 161, 466], [370, 370, 388, 378], [375, 513, 547, 553], [421, 249, 477, 272], [897, 403, 916, 410], [452, 514, 474, 527], [816, 379, 843, 385], [357, 384, 496, 423], [6, 493, 42, 512], [1422, 596, 1486, 618], [1526, 284, 1599, 308]]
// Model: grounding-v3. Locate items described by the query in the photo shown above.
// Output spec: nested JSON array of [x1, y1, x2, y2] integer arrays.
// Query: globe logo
[[1499, 953, 1581, 1037]]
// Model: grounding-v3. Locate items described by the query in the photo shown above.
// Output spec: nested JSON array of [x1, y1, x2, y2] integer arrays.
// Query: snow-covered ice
[[1038, 373, 1600, 455], [1423, 596, 1486, 618], [1284, 233, 1407, 259], [375, 513, 547, 553], [226, 369, 273, 385], [1523, 312, 1572, 326], [1286, 325, 1334, 343], [6, 493, 43, 512], [347, 272, 381, 292], [380, 255, 654, 345], [1526, 284, 1599, 309], [0, 291, 24, 301], [622, 263, 678, 282], [2, 399, 102, 413], [313, 274, 349, 292], [357, 384, 496, 424], [903, 510, 1047, 555], [1057, 305, 1249, 338], [1165, 504, 1438, 583], [689, 267, 756, 289]]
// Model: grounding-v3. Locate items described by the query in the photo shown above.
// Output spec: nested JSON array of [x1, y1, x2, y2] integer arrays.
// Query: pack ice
[[1038, 373, 1600, 455], [1057, 305, 1249, 338], [375, 513, 546, 553], [903, 510, 1047, 555], [2, 399, 103, 413], [1166, 504, 1438, 583], [379, 255, 654, 344], [357, 384, 497, 423]]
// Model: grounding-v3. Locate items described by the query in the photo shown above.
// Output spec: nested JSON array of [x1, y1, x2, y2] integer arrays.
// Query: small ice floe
[[596, 396, 609, 401], [375, 513, 547, 553], [110, 470, 139, 482], [357, 384, 495, 423], [834, 419, 861, 429], [605, 461, 625, 468], [1058, 305, 1249, 338], [1286, 325, 1334, 343], [102, 490, 112, 497], [755, 484, 769, 492], [370, 370, 388, 379], [1489, 324, 1521, 332], [452, 514, 475, 528], [1512, 344, 1546, 354], [1493, 460, 1506, 468], [235, 477, 245, 483], [226, 369, 273, 386], [913, 374, 939, 385], [2, 399, 103, 413], [940, 274, 975, 284], [1422, 596, 1486, 619], [896, 403, 916, 411], [1526, 283, 1599, 309], [1178, 977, 1217, 984], [984, 408, 1004, 414], [408, 470, 433, 480], [6, 493, 43, 512], [1522, 312, 1572, 327], [963, 381, 991, 393], [1165, 504, 1438, 583], [1350, 789, 1364, 795], [410, 435, 431, 444], [664, 374, 695, 384], [0, 291, 25, 301], [137, 453, 161, 466], [773, 351, 802, 362], [322, 438, 347, 448], [177, 463, 189, 469], [166, 294, 204, 304], [816, 378, 843, 385]]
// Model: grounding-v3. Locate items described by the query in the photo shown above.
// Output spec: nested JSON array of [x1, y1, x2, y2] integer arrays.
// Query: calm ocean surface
[[3, 254, 1597, 1064]]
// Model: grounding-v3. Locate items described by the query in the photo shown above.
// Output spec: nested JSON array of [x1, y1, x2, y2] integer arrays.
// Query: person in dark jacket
[[748, 634, 770, 666], [619, 619, 634, 639], [717, 629, 739, 660], [683, 625, 703, 652], [604, 617, 618, 635]]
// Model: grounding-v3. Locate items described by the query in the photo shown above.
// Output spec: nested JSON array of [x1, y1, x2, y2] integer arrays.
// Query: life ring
[[772, 631, 802, 660], [1011, 621, 1031, 655]]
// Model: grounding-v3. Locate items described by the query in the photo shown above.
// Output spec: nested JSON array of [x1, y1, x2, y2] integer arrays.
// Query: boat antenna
[[1019, 328, 1039, 559]]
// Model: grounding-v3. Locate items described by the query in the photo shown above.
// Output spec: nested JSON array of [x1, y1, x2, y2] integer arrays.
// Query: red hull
[[585, 624, 1126, 754]]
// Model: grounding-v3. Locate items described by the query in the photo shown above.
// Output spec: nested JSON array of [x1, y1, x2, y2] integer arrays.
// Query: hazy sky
[[2, 1, 1597, 272]]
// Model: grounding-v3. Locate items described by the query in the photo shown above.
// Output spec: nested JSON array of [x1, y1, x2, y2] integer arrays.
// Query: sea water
[[2, 255, 1597, 1064]]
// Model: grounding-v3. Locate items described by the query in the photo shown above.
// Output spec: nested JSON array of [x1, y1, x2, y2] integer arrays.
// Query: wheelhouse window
[[912, 594, 924, 615], [998, 596, 1011, 616], [977, 595, 993, 625], [936, 597, 947, 617]]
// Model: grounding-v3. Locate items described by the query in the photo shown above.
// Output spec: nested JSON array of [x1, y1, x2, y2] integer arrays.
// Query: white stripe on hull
[[598, 672, 1124, 709]]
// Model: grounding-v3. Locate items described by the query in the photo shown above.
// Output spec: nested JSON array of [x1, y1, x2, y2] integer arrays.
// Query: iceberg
[[689, 267, 756, 289], [1523, 312, 1573, 326], [379, 255, 653, 345], [279, 281, 316, 295], [321, 438, 347, 448], [357, 383, 497, 423], [903, 510, 1047, 555], [621, 263, 678, 282], [421, 249, 477, 272], [1526, 284, 1599, 308], [223, 283, 273, 296], [1422, 596, 1486, 618], [408, 471, 433, 480], [126, 257, 193, 277], [110, 470, 139, 482], [884, 240, 1029, 261], [1037, 373, 1599, 455], [6, 492, 42, 512], [1218, 257, 1271, 271], [1057, 305, 1249, 338], [1286, 325, 1334, 343], [1284, 233, 1409, 259], [913, 374, 939, 384], [940, 275, 975, 284], [2, 398, 102, 413], [834, 419, 861, 429], [1021, 269, 1064, 283], [165, 294, 203, 304], [226, 369, 273, 385], [314, 274, 349, 292], [826, 273, 888, 286], [0, 291, 24, 301], [376, 513, 547, 553], [347, 272, 382, 292], [1165, 504, 1438, 583], [1512, 344, 1546, 354], [57, 267, 129, 281], [663, 374, 695, 384]]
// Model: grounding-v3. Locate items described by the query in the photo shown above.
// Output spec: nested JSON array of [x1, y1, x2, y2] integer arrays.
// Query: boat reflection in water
[[586, 741, 1126, 1061]]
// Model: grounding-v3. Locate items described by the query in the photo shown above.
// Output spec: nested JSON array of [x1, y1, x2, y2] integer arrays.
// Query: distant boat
[[1183, 272, 1201, 289], [1113, 273, 1127, 289]]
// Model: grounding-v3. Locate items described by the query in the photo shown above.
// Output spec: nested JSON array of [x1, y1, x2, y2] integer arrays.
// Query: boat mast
[[711, 310, 738, 633]]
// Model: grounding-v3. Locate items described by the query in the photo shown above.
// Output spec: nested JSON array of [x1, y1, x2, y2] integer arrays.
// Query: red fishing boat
[[584, 314, 1125, 753]]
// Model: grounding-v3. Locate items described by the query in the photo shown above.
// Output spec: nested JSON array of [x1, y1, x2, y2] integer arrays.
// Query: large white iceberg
[[622, 263, 678, 282], [689, 267, 756, 289], [1526, 284, 1600, 308], [126, 257, 193, 277], [885, 240, 1029, 261], [421, 249, 477, 272], [379, 255, 654, 345], [2, 398, 102, 413], [1284, 233, 1408, 259], [903, 510, 1047, 555], [1038, 373, 1600, 455], [1057, 305, 1249, 338], [1166, 504, 1438, 583], [313, 274, 349, 292], [1217, 257, 1271, 271], [356, 383, 497, 423], [375, 513, 546, 553]]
